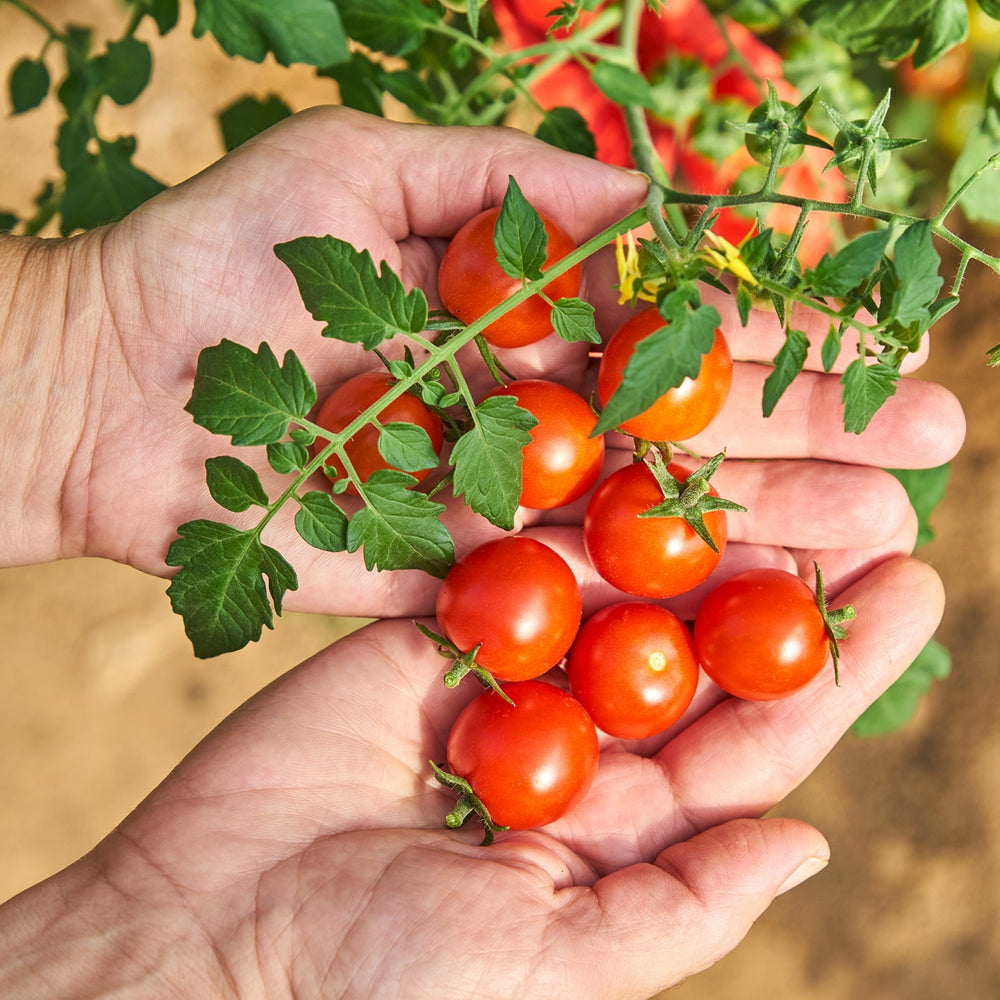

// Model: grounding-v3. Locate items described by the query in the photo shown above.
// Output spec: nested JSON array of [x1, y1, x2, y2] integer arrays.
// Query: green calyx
[[429, 761, 509, 847], [813, 561, 857, 685]]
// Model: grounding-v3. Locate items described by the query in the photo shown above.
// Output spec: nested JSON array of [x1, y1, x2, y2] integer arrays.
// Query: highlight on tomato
[[437, 678, 600, 836], [313, 370, 444, 493], [435, 536, 583, 682], [437, 205, 582, 348], [597, 307, 733, 442], [567, 601, 700, 739], [693, 566, 855, 700], [484, 379, 605, 509]]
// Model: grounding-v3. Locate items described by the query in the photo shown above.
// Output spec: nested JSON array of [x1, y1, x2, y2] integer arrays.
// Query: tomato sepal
[[813, 561, 857, 686], [413, 621, 513, 703], [429, 761, 510, 846], [639, 450, 746, 553]]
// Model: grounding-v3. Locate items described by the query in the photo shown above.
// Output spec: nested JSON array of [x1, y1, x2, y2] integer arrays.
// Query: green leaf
[[821, 324, 843, 372], [219, 94, 293, 150], [535, 107, 597, 158], [95, 37, 152, 105], [887, 221, 943, 330], [274, 236, 428, 349], [450, 396, 537, 531], [319, 52, 387, 116], [192, 0, 350, 66], [377, 421, 440, 473], [9, 57, 50, 114], [145, 0, 181, 34], [295, 490, 349, 551], [980, 0, 1000, 20], [762, 328, 809, 417], [593, 290, 721, 435], [185, 340, 316, 446], [266, 440, 310, 474], [0, 212, 17, 234], [947, 103, 1000, 225], [851, 638, 951, 736], [841, 357, 900, 433], [493, 176, 547, 281], [347, 470, 454, 575], [591, 60, 657, 108], [166, 519, 298, 658], [886, 464, 950, 547], [803, 228, 891, 297], [205, 456, 270, 511], [338, 0, 438, 56], [551, 297, 601, 344]]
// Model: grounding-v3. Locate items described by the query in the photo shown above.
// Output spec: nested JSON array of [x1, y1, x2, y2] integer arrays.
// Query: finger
[[574, 817, 828, 998]]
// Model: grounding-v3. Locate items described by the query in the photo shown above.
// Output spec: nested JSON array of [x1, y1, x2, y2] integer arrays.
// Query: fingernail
[[612, 165, 651, 185], [776, 854, 829, 896]]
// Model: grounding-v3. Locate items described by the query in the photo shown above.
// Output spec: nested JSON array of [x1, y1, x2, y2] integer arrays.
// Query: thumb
[[580, 817, 829, 997]]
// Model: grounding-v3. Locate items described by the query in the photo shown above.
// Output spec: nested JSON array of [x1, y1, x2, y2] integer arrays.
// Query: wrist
[[0, 231, 108, 566]]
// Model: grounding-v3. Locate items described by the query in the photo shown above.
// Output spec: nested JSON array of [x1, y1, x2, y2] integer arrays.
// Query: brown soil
[[2, 4, 1000, 997]]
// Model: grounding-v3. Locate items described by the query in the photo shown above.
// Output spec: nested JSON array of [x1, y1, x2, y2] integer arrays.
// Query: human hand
[[0, 554, 942, 1000]]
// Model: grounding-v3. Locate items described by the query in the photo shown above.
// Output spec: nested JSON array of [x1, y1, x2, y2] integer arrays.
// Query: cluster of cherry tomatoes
[[314, 205, 853, 843]]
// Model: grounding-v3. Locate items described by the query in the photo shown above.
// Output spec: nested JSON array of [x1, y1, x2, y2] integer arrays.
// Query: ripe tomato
[[693, 567, 831, 700], [313, 371, 443, 492], [583, 459, 727, 598], [446, 679, 599, 829], [437, 206, 582, 349], [484, 379, 605, 509], [567, 601, 699, 739], [435, 536, 582, 681], [597, 307, 733, 442]]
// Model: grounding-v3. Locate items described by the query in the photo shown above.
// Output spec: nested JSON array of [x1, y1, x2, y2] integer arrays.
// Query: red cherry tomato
[[435, 536, 582, 681], [567, 601, 699, 739], [446, 679, 599, 829], [437, 206, 582, 349], [313, 371, 443, 493], [693, 567, 830, 700], [583, 459, 727, 598], [597, 307, 733, 441], [484, 379, 605, 509]]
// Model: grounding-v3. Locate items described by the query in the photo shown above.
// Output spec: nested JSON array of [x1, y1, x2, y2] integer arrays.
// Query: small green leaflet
[[551, 297, 601, 344], [535, 107, 597, 158], [494, 177, 548, 281], [593, 289, 721, 436], [590, 60, 657, 108], [803, 228, 891, 298], [377, 421, 440, 473], [192, 0, 350, 66], [166, 520, 298, 658], [887, 463, 951, 547], [338, 0, 439, 57], [219, 94, 293, 151], [295, 491, 349, 552], [274, 236, 428, 350], [841, 357, 900, 434], [185, 340, 316, 446], [205, 456, 270, 512], [450, 396, 537, 531], [883, 221, 943, 333], [9, 58, 50, 114], [347, 470, 454, 576], [762, 329, 809, 417]]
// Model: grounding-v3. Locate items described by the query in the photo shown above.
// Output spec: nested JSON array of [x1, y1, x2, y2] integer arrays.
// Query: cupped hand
[[0, 554, 940, 1000]]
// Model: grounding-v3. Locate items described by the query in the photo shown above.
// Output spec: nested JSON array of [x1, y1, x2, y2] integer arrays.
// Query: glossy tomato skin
[[438, 206, 582, 349], [435, 537, 582, 681], [447, 679, 599, 829], [694, 568, 829, 700], [484, 379, 605, 509], [583, 460, 727, 598], [597, 307, 733, 442], [567, 601, 699, 739], [314, 371, 444, 493]]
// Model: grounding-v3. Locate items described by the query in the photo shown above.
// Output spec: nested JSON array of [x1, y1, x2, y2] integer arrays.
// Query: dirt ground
[[2, 3, 1000, 998]]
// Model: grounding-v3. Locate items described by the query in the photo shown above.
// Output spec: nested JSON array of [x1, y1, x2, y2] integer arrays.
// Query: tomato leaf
[[274, 236, 428, 349], [185, 340, 316, 446], [886, 463, 951, 547], [450, 396, 537, 531], [881, 221, 943, 334], [551, 297, 601, 344], [591, 60, 657, 109], [266, 440, 310, 474], [840, 357, 900, 433], [821, 323, 843, 372], [218, 94, 293, 151], [192, 0, 350, 66], [348, 470, 453, 575], [166, 519, 298, 658], [802, 228, 891, 298], [851, 638, 951, 736], [535, 107, 597, 158], [763, 328, 809, 417], [295, 490, 350, 552], [493, 176, 548, 281], [9, 57, 50, 114], [94, 38, 152, 106], [377, 421, 440, 473], [338, 0, 438, 57], [593, 288, 721, 436], [205, 456, 270, 512]]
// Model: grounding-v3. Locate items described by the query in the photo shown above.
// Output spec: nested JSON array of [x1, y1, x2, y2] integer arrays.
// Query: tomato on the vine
[[693, 567, 834, 700], [484, 379, 605, 509], [313, 370, 443, 492], [597, 308, 733, 442], [437, 206, 582, 349], [444, 679, 600, 830], [583, 459, 728, 598], [435, 536, 582, 681], [567, 601, 699, 739]]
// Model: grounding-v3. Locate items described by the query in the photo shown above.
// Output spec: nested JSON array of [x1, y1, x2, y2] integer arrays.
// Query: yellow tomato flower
[[615, 231, 660, 305], [701, 231, 758, 286]]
